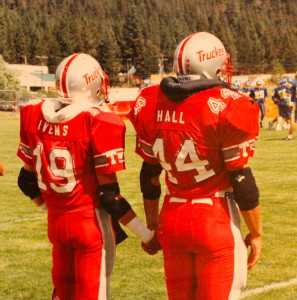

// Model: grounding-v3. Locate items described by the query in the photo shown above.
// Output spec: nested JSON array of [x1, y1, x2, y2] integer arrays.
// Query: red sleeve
[[219, 96, 259, 170], [129, 88, 160, 165], [91, 111, 126, 174], [17, 104, 36, 166]]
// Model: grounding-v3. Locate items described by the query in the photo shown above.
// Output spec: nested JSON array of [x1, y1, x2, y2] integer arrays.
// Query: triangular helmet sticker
[[221, 88, 241, 100], [207, 97, 226, 114]]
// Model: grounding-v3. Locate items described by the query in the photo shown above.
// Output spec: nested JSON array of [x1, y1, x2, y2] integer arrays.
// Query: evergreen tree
[[270, 59, 286, 84], [121, 4, 148, 77], [0, 55, 20, 90], [97, 26, 122, 85], [0, 0, 296, 76], [54, 19, 74, 59]]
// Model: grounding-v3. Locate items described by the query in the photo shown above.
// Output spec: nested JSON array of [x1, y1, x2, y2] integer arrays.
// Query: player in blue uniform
[[238, 81, 252, 97], [232, 80, 241, 91], [250, 80, 268, 128], [288, 73, 297, 102], [285, 72, 297, 140], [272, 78, 292, 134], [268, 85, 278, 130]]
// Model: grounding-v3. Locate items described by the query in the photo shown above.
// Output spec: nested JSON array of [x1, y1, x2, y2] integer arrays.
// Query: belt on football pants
[[168, 188, 233, 205]]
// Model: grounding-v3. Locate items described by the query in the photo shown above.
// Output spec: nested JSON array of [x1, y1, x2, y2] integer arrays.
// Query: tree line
[[0, 0, 296, 85]]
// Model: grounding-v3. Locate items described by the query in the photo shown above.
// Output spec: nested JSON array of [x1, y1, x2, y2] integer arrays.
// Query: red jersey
[[17, 99, 126, 212], [129, 85, 259, 199]]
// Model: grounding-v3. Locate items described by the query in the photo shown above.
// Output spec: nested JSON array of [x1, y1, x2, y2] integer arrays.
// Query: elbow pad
[[99, 183, 131, 220], [140, 161, 162, 200], [228, 167, 259, 211], [99, 183, 128, 244], [18, 167, 41, 200]]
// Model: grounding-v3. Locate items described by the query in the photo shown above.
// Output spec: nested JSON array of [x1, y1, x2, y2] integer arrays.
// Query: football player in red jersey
[[129, 32, 262, 300], [17, 53, 155, 300]]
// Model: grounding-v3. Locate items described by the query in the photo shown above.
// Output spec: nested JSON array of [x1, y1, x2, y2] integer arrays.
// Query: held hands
[[244, 232, 262, 270], [141, 231, 162, 255]]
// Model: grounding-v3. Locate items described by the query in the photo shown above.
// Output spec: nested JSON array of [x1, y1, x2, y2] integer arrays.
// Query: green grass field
[[1, 111, 297, 300]]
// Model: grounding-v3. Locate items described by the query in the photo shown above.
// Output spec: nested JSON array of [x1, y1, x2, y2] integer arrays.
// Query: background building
[[6, 64, 55, 92]]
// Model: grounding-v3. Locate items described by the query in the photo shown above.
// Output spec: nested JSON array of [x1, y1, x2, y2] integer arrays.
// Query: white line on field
[[129, 201, 141, 205], [1, 216, 44, 225], [240, 277, 297, 298]]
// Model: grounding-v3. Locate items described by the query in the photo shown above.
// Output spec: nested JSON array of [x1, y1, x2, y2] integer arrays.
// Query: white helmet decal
[[174, 32, 233, 84]]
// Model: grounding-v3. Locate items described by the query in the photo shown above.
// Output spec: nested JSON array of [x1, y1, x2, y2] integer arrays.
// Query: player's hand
[[141, 232, 162, 255], [244, 232, 261, 270]]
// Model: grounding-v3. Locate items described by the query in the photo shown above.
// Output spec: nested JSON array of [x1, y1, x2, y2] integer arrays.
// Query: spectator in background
[[0, 159, 4, 176], [250, 80, 268, 128]]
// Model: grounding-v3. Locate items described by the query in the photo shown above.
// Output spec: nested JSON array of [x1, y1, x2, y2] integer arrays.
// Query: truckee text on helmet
[[83, 66, 102, 85], [196, 47, 225, 62]]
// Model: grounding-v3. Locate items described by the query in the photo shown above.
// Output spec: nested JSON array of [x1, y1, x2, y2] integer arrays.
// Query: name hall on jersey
[[157, 110, 185, 124]]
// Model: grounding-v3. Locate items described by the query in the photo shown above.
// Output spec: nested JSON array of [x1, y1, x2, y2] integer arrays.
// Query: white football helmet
[[55, 53, 109, 104], [173, 32, 233, 84]]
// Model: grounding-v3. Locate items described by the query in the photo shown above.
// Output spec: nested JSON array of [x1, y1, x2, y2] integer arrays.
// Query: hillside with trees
[[0, 0, 296, 84]]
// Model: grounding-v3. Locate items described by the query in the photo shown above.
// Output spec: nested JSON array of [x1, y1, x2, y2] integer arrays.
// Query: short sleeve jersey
[[129, 85, 259, 199], [17, 99, 126, 212], [272, 86, 292, 103], [250, 87, 268, 103]]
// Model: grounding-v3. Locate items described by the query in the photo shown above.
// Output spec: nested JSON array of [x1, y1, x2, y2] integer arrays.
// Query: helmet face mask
[[55, 53, 109, 105], [173, 32, 233, 84], [219, 53, 233, 84]]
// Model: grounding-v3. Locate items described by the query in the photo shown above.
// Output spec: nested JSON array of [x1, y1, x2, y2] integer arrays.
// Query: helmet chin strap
[[97, 93, 107, 106], [202, 71, 213, 79]]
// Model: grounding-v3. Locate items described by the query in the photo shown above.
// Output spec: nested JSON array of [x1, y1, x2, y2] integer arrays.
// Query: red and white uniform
[[17, 99, 126, 300], [130, 85, 259, 300]]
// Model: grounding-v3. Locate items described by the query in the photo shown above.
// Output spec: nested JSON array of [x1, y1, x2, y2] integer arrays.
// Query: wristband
[[125, 216, 154, 243]]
